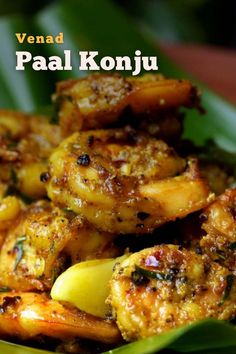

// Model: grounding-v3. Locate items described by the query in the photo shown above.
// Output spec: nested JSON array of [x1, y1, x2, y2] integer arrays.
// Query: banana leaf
[[0, 319, 235, 354], [104, 319, 236, 354], [0, 16, 53, 111], [0, 0, 235, 353]]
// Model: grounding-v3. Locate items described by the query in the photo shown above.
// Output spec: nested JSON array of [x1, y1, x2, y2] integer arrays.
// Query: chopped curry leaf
[[13, 235, 27, 271], [131, 269, 149, 286], [229, 242, 236, 250], [0, 286, 11, 292], [10, 168, 18, 185], [223, 275, 234, 301], [19, 193, 34, 205], [219, 274, 234, 306], [135, 265, 175, 281]]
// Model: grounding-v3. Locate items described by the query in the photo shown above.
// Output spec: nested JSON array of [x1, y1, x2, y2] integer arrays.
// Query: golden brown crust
[[45, 128, 212, 234], [0, 73, 231, 347], [0, 200, 118, 291], [0, 110, 62, 199], [200, 189, 236, 273], [54, 73, 199, 136], [110, 245, 236, 341], [0, 292, 121, 344]]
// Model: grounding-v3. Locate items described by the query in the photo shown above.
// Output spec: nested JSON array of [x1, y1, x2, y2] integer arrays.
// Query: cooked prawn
[[45, 128, 213, 234], [0, 200, 119, 291], [109, 245, 236, 341], [0, 110, 62, 199], [54, 73, 199, 136], [200, 188, 236, 273], [0, 292, 121, 344]]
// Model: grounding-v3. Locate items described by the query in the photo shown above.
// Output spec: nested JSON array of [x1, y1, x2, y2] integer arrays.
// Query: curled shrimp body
[[46, 128, 213, 234], [0, 200, 118, 291], [54, 73, 199, 137], [110, 245, 236, 341], [0, 292, 121, 344]]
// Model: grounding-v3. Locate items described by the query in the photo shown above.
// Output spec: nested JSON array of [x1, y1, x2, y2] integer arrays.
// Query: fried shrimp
[[0, 110, 62, 199], [200, 189, 236, 273], [0, 71, 232, 352], [0, 292, 121, 344], [200, 163, 235, 195], [53, 73, 199, 136], [109, 245, 236, 341], [0, 200, 118, 291], [45, 128, 213, 234]]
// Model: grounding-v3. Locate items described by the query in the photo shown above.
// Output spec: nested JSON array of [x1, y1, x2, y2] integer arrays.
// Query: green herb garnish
[[19, 193, 34, 205], [13, 235, 27, 271], [135, 265, 174, 281], [216, 249, 226, 260], [223, 274, 234, 301], [219, 274, 234, 306], [0, 286, 11, 292], [51, 267, 58, 284], [7, 142, 17, 149], [10, 168, 18, 185], [131, 269, 149, 286], [229, 242, 236, 250]]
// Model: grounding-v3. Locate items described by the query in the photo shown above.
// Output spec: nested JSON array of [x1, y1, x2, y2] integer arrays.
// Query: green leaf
[[103, 320, 236, 354], [13, 235, 27, 271], [0, 340, 52, 354], [0, 16, 53, 111], [0, 319, 235, 354], [120, 0, 207, 43]]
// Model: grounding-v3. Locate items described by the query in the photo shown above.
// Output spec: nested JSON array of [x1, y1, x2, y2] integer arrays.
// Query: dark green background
[[0, 0, 236, 48]]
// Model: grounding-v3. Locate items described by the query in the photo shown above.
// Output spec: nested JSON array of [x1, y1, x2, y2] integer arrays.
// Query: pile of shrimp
[[0, 73, 235, 353]]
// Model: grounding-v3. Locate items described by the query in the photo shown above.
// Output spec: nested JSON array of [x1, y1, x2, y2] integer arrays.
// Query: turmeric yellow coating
[[0, 200, 118, 291], [0, 292, 121, 344], [200, 188, 236, 273], [110, 245, 236, 341], [45, 128, 212, 234], [0, 110, 62, 199], [0, 73, 233, 349], [54, 73, 199, 136]]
